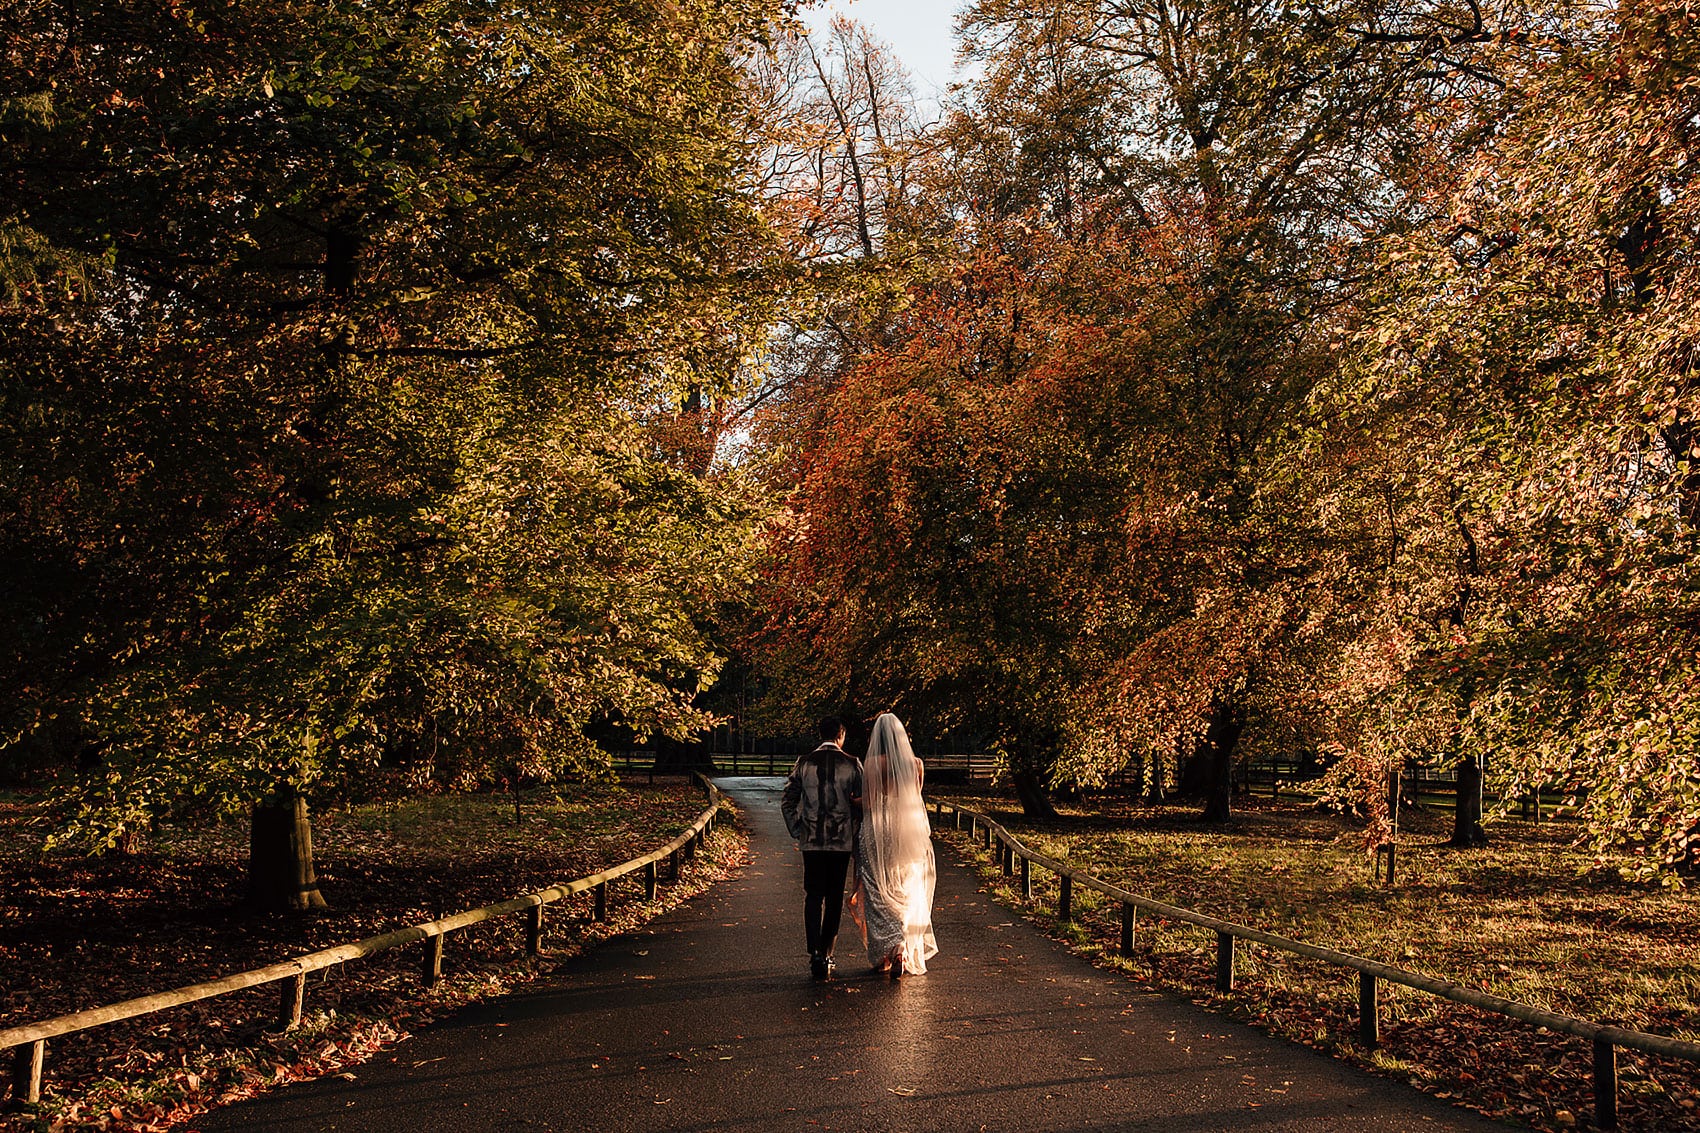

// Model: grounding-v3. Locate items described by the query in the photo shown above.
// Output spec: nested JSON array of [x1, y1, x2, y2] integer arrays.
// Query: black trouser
[[801, 850, 852, 956]]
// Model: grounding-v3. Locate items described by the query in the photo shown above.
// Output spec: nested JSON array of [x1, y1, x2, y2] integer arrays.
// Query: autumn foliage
[[755, 0, 1700, 875], [0, 0, 777, 898], [2, 0, 1698, 882]]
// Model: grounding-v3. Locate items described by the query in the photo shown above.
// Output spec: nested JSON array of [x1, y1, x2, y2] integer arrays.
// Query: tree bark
[[1449, 755, 1490, 847], [1011, 766, 1059, 821], [1179, 740, 1213, 796], [1182, 698, 1244, 823], [1006, 729, 1061, 820], [249, 789, 328, 911]]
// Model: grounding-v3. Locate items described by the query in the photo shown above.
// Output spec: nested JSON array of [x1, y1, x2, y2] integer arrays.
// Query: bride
[[850, 712, 939, 978]]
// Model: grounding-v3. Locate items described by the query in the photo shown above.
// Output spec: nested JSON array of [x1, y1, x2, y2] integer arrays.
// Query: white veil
[[857, 712, 939, 972]]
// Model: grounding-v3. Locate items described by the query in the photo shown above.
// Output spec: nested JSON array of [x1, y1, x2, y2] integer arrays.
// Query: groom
[[781, 715, 864, 981]]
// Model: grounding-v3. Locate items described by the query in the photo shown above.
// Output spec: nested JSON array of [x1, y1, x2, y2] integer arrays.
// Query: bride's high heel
[[890, 953, 904, 980]]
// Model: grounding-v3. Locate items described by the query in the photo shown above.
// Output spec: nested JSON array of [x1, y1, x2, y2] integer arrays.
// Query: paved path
[[198, 779, 1509, 1132]]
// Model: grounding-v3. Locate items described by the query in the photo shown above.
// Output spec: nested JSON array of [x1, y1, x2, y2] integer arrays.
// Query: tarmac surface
[[195, 777, 1511, 1131]]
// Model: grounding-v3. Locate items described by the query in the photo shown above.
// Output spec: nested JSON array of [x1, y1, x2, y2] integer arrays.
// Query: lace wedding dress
[[850, 712, 938, 975]]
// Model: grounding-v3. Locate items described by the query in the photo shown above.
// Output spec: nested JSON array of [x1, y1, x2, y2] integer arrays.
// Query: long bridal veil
[[856, 712, 939, 973]]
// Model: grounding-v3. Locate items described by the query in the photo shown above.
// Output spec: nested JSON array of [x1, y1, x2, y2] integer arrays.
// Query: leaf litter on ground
[[0, 779, 749, 1132], [933, 788, 1700, 1133]]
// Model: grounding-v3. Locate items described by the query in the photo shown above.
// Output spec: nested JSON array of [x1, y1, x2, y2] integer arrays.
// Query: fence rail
[[931, 799, 1700, 1131], [609, 751, 996, 781], [2, 775, 726, 1109]]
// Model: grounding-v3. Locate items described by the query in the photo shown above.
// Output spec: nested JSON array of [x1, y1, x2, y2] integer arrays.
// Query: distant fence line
[[931, 799, 1700, 1132], [2, 775, 726, 1110], [611, 750, 997, 782]]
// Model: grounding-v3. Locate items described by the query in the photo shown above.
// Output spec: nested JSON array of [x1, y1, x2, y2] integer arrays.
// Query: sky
[[802, 0, 968, 101]]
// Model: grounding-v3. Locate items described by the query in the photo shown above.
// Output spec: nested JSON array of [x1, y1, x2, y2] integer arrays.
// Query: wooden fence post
[[526, 904, 544, 955], [1120, 904, 1136, 956], [276, 972, 305, 1031], [422, 934, 444, 987], [1358, 972, 1379, 1048], [11, 1040, 44, 1106], [1058, 875, 1073, 923], [1215, 931, 1236, 992], [670, 848, 682, 880], [1375, 843, 1398, 887], [1594, 1039, 1618, 1130], [645, 861, 658, 901], [594, 882, 608, 922], [1000, 842, 1012, 877], [1020, 855, 1032, 900]]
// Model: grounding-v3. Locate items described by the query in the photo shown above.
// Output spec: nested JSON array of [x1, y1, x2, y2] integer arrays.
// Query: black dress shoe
[[810, 953, 829, 981]]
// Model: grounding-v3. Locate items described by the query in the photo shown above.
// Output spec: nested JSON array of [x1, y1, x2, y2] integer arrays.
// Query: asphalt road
[[194, 777, 1511, 1132]]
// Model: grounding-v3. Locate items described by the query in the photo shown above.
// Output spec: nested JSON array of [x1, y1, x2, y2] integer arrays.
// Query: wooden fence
[[1, 775, 726, 1110], [609, 751, 997, 782], [932, 799, 1700, 1131]]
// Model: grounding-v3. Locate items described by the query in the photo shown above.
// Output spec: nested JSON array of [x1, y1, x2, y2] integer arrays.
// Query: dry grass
[[0, 779, 743, 1132], [934, 789, 1700, 1132]]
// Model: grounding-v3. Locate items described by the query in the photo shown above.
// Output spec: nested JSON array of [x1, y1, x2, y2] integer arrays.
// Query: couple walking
[[781, 712, 939, 981]]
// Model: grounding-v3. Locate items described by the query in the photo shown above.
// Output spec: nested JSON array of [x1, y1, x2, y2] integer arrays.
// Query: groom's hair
[[816, 715, 846, 742]]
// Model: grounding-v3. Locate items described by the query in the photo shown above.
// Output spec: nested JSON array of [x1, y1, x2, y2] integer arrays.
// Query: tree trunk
[[1007, 730, 1061, 820], [249, 789, 328, 911], [1449, 755, 1489, 847], [1182, 699, 1243, 823], [1010, 766, 1059, 821], [1179, 738, 1214, 797]]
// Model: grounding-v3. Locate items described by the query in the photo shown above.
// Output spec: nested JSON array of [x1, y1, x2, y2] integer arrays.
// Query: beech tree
[[738, 16, 937, 481], [765, 0, 1700, 867], [1322, 0, 1700, 873], [0, 0, 778, 906], [757, 0, 1434, 818], [755, 230, 1141, 817]]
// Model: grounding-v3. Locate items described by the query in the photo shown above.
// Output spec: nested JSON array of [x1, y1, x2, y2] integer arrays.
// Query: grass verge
[[932, 789, 1700, 1133], [0, 780, 749, 1132]]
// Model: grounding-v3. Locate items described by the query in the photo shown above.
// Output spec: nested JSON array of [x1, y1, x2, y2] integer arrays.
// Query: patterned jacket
[[781, 744, 864, 853]]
